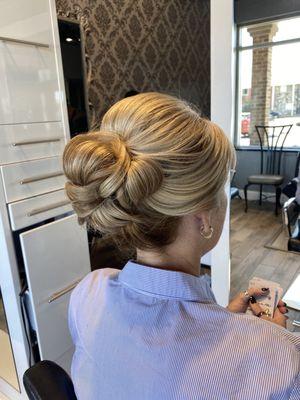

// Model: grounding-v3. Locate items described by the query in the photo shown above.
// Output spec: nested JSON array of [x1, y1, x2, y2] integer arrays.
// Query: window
[[236, 16, 300, 148]]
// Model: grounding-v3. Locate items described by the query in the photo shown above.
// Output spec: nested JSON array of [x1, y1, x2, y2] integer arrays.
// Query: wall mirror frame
[[57, 4, 95, 129]]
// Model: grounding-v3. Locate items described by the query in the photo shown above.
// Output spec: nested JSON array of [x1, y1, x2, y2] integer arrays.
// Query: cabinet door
[[8, 189, 72, 231], [1, 156, 66, 203], [0, 122, 66, 166], [0, 0, 52, 45], [0, 41, 61, 124], [19, 214, 91, 371]]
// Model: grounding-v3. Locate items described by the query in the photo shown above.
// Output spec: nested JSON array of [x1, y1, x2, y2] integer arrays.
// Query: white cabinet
[[20, 214, 91, 371], [1, 156, 66, 203], [0, 41, 61, 124], [0, 122, 66, 165], [0, 1, 88, 398], [0, 0, 52, 45]]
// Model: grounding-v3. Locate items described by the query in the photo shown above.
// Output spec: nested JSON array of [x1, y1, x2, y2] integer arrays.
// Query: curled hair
[[63, 92, 235, 250]]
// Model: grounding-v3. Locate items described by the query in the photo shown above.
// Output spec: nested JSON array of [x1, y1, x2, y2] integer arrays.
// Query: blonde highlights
[[63, 92, 235, 250]]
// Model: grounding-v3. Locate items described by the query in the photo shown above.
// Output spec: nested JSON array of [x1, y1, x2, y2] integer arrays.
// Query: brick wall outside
[[248, 24, 278, 145]]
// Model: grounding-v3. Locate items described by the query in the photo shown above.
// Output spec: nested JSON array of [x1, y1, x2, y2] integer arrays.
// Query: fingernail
[[250, 296, 257, 303], [261, 288, 269, 291]]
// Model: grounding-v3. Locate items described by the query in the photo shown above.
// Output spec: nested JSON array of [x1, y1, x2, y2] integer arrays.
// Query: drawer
[[0, 0, 52, 45], [8, 189, 72, 230], [1, 157, 66, 203], [0, 122, 66, 165], [0, 41, 61, 124], [20, 214, 90, 362]]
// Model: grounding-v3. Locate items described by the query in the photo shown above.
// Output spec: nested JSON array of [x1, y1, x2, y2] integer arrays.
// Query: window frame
[[234, 17, 300, 150]]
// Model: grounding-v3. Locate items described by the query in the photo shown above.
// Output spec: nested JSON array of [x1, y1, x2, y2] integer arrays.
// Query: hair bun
[[121, 155, 164, 207], [65, 181, 102, 220], [63, 132, 128, 219], [63, 92, 235, 250], [63, 131, 164, 234]]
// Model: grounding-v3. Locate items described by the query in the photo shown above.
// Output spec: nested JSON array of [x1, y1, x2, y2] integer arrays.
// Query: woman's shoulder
[[79, 267, 119, 287], [68, 268, 121, 341], [230, 309, 300, 353], [70, 268, 120, 308]]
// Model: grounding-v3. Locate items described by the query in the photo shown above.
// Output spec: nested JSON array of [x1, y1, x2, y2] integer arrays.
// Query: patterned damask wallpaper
[[56, 0, 210, 128]]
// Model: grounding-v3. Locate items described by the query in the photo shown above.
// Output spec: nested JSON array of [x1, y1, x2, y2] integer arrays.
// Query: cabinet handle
[[48, 279, 82, 303], [20, 172, 64, 185], [12, 138, 61, 146], [27, 200, 70, 217], [0, 36, 49, 48]]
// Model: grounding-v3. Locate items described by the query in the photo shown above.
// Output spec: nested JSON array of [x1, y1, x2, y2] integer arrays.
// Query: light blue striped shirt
[[69, 261, 300, 399]]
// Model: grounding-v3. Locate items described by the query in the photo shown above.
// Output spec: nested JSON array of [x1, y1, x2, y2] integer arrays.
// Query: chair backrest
[[255, 125, 293, 175], [23, 360, 77, 400], [295, 151, 300, 177]]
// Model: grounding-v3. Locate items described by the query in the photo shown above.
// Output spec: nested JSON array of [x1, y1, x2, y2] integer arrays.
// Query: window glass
[[273, 18, 300, 42], [240, 27, 253, 47], [237, 18, 300, 148], [240, 17, 300, 47]]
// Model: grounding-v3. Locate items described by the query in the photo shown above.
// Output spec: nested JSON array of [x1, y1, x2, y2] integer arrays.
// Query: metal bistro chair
[[244, 124, 293, 215]]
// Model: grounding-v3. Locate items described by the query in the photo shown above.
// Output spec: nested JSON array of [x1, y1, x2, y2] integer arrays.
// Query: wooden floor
[[0, 297, 7, 333], [230, 198, 300, 331]]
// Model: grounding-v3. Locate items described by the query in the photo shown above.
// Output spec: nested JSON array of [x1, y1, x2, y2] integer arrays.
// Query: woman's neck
[[135, 214, 208, 277], [136, 245, 201, 277]]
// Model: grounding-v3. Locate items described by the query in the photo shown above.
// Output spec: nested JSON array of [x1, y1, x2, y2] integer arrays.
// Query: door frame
[[210, 0, 236, 306]]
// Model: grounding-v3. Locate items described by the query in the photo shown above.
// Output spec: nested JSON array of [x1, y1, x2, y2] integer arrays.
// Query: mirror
[[58, 18, 89, 138], [0, 289, 19, 390]]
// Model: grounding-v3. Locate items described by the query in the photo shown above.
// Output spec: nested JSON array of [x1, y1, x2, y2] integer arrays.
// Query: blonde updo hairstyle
[[63, 92, 235, 250]]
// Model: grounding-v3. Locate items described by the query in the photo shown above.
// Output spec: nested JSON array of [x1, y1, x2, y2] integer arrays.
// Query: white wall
[[210, 0, 235, 306]]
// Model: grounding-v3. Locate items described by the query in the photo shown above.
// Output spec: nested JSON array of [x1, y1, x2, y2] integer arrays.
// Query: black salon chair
[[23, 360, 77, 400], [282, 197, 300, 252], [244, 124, 293, 215]]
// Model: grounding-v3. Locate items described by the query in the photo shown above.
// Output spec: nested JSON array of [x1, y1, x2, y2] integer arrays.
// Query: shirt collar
[[118, 261, 216, 303]]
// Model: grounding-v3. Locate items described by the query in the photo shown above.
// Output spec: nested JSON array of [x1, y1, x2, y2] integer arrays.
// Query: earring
[[200, 225, 214, 239]]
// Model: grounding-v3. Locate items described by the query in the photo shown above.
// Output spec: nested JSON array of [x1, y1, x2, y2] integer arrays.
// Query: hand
[[227, 287, 270, 314], [276, 299, 289, 315], [249, 300, 288, 328]]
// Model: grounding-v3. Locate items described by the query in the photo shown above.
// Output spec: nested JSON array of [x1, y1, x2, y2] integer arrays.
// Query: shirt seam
[[72, 288, 99, 365], [119, 280, 215, 303]]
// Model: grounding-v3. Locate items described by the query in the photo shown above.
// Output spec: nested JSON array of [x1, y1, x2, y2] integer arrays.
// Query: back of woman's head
[[63, 92, 235, 250]]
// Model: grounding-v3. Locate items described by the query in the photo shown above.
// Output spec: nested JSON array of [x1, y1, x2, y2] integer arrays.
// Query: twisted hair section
[[63, 92, 235, 250]]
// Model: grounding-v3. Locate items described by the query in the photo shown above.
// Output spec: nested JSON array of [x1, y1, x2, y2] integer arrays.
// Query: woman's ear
[[195, 211, 211, 231]]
